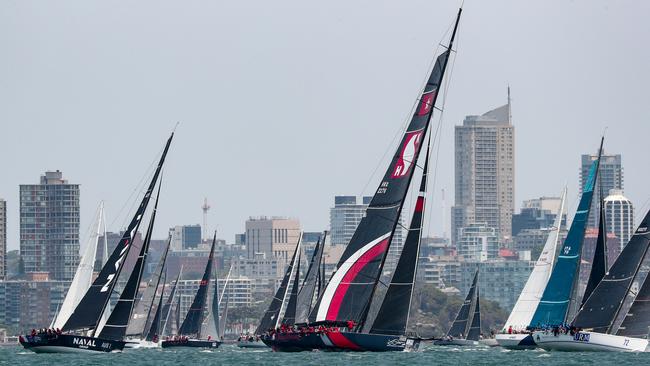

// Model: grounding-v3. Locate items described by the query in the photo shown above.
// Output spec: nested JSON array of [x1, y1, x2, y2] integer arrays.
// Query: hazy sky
[[2, 1, 649, 251]]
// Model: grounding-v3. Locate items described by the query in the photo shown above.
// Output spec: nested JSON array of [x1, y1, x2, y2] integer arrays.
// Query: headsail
[[282, 241, 301, 326], [63, 132, 173, 333], [315, 9, 460, 325], [99, 178, 163, 341], [502, 188, 566, 331], [201, 234, 220, 339], [255, 239, 300, 334], [370, 142, 431, 336], [466, 287, 481, 341], [581, 189, 608, 307], [128, 236, 171, 337], [528, 138, 602, 328], [161, 269, 182, 337], [145, 273, 166, 342], [53, 202, 105, 329], [572, 208, 650, 333], [617, 252, 650, 338], [296, 233, 325, 324], [178, 235, 216, 337]]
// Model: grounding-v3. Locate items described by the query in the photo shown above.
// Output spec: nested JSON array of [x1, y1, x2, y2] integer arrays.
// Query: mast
[[137, 237, 171, 338], [145, 272, 166, 342], [161, 268, 182, 337], [99, 177, 163, 340], [281, 244, 301, 326], [370, 139, 432, 336], [178, 234, 217, 337], [297, 233, 326, 324], [315, 8, 461, 326], [529, 137, 603, 327], [277, 236, 301, 328], [63, 132, 173, 334]]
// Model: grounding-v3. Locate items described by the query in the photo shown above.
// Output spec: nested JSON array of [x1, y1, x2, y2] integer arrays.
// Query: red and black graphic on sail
[[63, 133, 173, 333], [315, 10, 459, 325], [370, 144, 430, 336], [178, 235, 216, 337]]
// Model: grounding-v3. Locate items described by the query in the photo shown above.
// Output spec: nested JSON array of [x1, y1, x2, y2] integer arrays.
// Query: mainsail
[[99, 179, 163, 341], [528, 138, 602, 328], [127, 236, 171, 337], [572, 208, 650, 333], [145, 273, 166, 342], [201, 234, 220, 339], [63, 132, 173, 333], [178, 237, 216, 337], [315, 9, 459, 325], [255, 239, 300, 334], [581, 190, 608, 307], [53, 202, 105, 329], [502, 188, 566, 331], [466, 287, 481, 341], [370, 143, 431, 336], [296, 233, 325, 324], [617, 256, 650, 338], [447, 269, 478, 339]]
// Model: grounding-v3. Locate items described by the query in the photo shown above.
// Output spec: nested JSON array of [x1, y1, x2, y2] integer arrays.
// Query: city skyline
[[2, 1, 650, 251]]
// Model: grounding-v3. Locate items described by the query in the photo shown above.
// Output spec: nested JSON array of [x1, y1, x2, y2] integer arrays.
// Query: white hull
[[479, 338, 499, 347], [533, 331, 648, 352], [124, 339, 160, 349], [495, 333, 536, 349]]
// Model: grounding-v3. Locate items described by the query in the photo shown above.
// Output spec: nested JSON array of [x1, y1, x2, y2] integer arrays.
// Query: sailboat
[[19, 132, 173, 353], [534, 189, 650, 352], [123, 235, 171, 349], [261, 8, 460, 353], [161, 233, 221, 349], [160, 268, 183, 338], [242, 235, 302, 349], [495, 188, 567, 349], [434, 269, 481, 346]]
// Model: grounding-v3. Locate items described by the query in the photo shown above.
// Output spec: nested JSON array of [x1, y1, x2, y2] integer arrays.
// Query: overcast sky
[[2, 1, 649, 251]]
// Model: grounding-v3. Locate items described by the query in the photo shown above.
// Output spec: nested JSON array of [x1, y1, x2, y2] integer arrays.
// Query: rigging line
[[358, 29, 449, 199]]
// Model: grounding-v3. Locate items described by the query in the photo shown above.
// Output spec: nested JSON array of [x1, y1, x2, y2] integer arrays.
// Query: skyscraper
[[169, 224, 202, 251], [580, 152, 623, 227], [329, 196, 372, 246], [452, 91, 515, 247], [20, 170, 80, 280], [604, 189, 634, 251], [245, 216, 301, 262], [0, 198, 6, 280]]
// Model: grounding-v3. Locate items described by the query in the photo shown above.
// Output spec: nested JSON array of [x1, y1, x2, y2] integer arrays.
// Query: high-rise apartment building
[[329, 196, 372, 246], [169, 224, 202, 251], [512, 196, 566, 237], [245, 216, 301, 262], [457, 223, 499, 262], [604, 189, 634, 251], [20, 171, 80, 280], [0, 199, 6, 280], [452, 93, 515, 246], [580, 152, 623, 227]]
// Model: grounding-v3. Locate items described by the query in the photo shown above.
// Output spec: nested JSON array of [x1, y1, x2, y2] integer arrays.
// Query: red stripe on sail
[[326, 331, 362, 350], [326, 238, 390, 320], [415, 196, 425, 213]]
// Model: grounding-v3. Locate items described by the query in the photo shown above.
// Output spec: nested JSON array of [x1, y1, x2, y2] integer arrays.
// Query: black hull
[[161, 339, 221, 349], [262, 331, 419, 352], [19, 334, 125, 353]]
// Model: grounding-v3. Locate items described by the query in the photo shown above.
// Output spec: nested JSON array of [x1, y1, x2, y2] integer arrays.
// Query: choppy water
[[1, 343, 648, 365]]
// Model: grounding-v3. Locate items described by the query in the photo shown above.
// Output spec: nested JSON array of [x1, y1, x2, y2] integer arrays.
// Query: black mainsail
[[314, 10, 459, 326], [572, 208, 650, 333], [447, 269, 478, 339], [255, 239, 300, 334], [617, 260, 650, 338], [581, 190, 608, 307], [370, 143, 431, 336], [466, 287, 481, 341], [63, 133, 173, 333], [99, 179, 163, 340], [178, 237, 216, 337], [296, 233, 325, 324]]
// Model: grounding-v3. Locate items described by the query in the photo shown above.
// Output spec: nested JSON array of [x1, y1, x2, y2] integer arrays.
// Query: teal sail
[[528, 139, 603, 328]]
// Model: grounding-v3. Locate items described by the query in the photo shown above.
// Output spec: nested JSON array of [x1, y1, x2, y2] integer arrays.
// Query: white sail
[[200, 259, 219, 339], [502, 188, 567, 331], [95, 207, 110, 335], [218, 264, 233, 338], [53, 202, 105, 329]]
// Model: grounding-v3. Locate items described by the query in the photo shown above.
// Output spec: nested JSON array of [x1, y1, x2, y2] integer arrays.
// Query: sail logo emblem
[[391, 131, 423, 178], [417, 90, 437, 116], [563, 246, 571, 255]]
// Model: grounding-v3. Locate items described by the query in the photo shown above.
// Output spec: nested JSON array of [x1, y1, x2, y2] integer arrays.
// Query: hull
[[495, 333, 537, 349], [236, 340, 268, 349], [480, 338, 499, 347], [533, 331, 648, 352], [263, 331, 420, 352], [19, 334, 125, 354], [161, 339, 221, 349], [124, 339, 160, 349], [433, 339, 479, 347]]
